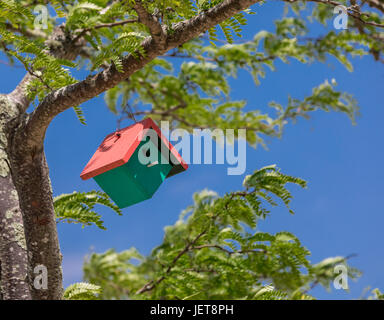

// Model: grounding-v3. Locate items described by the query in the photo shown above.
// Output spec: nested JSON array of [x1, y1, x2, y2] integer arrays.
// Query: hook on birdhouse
[[116, 101, 137, 133]]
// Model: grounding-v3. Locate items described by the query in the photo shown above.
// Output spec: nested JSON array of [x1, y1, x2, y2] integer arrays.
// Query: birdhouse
[[80, 118, 188, 208]]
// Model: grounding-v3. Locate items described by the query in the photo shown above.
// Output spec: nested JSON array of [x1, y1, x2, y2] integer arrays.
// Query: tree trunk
[[0, 0, 262, 299], [0, 94, 63, 299], [9, 146, 63, 300], [0, 171, 31, 299], [0, 95, 31, 299]]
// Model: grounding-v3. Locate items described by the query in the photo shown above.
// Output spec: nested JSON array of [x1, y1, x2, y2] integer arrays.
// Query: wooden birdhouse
[[80, 118, 188, 208]]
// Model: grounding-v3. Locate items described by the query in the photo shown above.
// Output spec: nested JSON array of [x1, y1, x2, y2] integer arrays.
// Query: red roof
[[80, 118, 188, 180]]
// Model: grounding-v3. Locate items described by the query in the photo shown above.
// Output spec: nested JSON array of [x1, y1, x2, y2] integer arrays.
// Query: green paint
[[94, 139, 173, 208]]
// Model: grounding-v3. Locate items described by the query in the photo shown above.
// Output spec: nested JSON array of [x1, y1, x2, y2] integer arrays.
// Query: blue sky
[[1, 2, 383, 300]]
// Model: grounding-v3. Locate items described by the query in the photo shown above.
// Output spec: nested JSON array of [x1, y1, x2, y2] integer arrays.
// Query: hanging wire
[[126, 102, 137, 123], [116, 100, 137, 133]]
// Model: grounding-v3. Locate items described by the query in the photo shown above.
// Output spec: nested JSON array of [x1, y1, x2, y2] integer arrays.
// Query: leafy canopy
[[78, 166, 360, 300], [0, 0, 382, 133], [2, 0, 382, 300]]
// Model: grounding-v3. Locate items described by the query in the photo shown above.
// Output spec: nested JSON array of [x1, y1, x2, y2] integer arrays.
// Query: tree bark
[[0, 93, 62, 300], [0, 95, 31, 299], [9, 143, 63, 299], [7, 115, 63, 299]]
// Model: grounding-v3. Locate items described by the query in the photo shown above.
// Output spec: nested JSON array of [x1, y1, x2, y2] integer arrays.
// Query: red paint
[[80, 118, 188, 180]]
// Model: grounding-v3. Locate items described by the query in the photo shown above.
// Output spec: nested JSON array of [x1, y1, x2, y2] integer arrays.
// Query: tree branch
[[136, 230, 207, 295], [5, 24, 90, 115], [191, 244, 265, 255], [135, 239, 265, 295], [364, 0, 384, 14], [134, 188, 261, 295], [26, 0, 262, 148], [72, 18, 139, 44], [133, 0, 166, 48], [8, 73, 34, 112], [4, 22, 48, 40]]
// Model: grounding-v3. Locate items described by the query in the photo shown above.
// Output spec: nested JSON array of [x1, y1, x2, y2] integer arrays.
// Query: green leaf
[[64, 282, 101, 300], [54, 191, 122, 230]]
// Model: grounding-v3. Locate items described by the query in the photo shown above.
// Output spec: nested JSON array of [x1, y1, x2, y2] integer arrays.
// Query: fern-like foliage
[[369, 288, 384, 300], [0, 28, 77, 96], [82, 165, 360, 300], [92, 32, 146, 72], [63, 282, 101, 300], [0, 0, 34, 21], [243, 164, 307, 215], [104, 29, 362, 148], [198, 0, 252, 43], [0, 7, 85, 124], [54, 191, 122, 230], [1, 0, 378, 129]]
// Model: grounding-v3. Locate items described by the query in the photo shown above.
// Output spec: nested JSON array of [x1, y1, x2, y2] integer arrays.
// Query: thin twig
[[136, 230, 207, 294], [72, 18, 138, 43], [133, 0, 166, 47], [284, 0, 384, 28]]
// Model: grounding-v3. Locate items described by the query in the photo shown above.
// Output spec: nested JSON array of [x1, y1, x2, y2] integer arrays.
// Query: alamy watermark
[[31, 262, 350, 291], [33, 264, 48, 290], [33, 5, 48, 30], [31, 4, 350, 31], [32, 3, 350, 34], [333, 264, 349, 290], [137, 121, 247, 176], [333, 5, 348, 30]]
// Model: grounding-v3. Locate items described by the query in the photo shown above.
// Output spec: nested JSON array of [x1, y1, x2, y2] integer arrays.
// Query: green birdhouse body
[[80, 118, 188, 208], [93, 139, 173, 208]]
